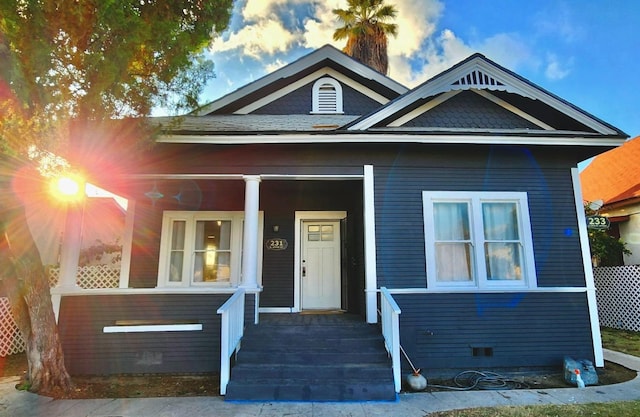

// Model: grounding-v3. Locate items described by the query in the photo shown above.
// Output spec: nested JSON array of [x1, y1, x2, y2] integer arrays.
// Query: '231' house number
[[265, 238, 288, 251]]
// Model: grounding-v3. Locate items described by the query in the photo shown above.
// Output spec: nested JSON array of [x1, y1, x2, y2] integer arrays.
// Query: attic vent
[[452, 70, 505, 89], [311, 77, 343, 114]]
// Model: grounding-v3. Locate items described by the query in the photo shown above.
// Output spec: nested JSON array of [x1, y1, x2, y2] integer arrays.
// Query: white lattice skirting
[[594, 265, 640, 332], [1, 266, 120, 357]]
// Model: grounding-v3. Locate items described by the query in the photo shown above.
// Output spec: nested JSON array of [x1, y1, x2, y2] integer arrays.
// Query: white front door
[[301, 220, 341, 310]]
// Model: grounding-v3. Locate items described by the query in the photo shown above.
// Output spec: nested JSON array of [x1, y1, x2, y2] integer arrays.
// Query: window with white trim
[[422, 191, 537, 290], [158, 211, 253, 287], [311, 77, 343, 114]]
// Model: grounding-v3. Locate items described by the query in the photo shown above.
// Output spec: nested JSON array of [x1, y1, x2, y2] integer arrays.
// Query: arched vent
[[312, 77, 343, 114], [452, 70, 505, 89]]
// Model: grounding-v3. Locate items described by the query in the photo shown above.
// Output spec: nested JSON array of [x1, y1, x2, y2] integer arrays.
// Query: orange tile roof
[[581, 136, 640, 205]]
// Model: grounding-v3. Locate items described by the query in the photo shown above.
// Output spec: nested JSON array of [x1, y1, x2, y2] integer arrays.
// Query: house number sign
[[265, 238, 288, 251]]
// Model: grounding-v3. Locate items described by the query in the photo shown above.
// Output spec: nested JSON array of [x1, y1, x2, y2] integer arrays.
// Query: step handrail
[[217, 288, 245, 395], [380, 287, 402, 393]]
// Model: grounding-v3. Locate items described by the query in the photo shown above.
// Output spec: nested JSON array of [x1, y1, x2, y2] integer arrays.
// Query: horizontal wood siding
[[59, 293, 255, 375], [394, 292, 594, 374], [373, 145, 586, 288]]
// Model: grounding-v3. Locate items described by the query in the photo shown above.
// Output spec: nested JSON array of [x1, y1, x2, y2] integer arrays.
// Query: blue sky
[[200, 0, 639, 138]]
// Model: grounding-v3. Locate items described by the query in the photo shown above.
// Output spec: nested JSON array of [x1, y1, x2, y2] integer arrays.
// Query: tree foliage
[[584, 203, 631, 267], [333, 0, 397, 74], [0, 0, 233, 395]]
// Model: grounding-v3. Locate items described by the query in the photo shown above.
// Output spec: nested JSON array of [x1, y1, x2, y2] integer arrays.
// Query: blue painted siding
[[374, 146, 586, 289], [394, 292, 594, 375], [59, 293, 255, 375]]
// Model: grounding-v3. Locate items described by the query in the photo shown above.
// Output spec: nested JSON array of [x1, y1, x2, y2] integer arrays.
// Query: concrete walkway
[[1, 349, 638, 417]]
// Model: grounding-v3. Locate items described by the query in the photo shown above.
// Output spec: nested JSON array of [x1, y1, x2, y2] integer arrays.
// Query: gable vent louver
[[452, 70, 505, 90], [312, 77, 343, 114], [318, 84, 338, 113]]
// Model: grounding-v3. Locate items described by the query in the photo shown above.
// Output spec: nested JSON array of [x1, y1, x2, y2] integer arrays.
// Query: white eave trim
[[236, 68, 389, 114], [157, 133, 625, 147]]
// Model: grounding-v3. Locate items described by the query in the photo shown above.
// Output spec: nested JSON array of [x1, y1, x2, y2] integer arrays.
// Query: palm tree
[[332, 0, 398, 74]]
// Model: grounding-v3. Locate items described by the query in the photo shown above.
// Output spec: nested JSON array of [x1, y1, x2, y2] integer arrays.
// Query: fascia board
[[157, 133, 625, 147]]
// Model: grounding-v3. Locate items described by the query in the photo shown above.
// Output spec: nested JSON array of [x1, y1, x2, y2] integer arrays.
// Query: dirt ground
[[0, 353, 636, 399]]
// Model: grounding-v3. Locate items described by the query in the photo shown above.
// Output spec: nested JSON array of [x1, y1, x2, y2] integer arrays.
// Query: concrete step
[[224, 313, 396, 402]]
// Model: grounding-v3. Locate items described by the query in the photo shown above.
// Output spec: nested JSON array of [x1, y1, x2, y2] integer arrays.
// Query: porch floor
[[224, 312, 397, 402]]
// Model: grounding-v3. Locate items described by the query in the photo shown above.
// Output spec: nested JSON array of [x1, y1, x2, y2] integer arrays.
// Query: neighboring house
[[52, 45, 627, 388], [581, 135, 640, 265]]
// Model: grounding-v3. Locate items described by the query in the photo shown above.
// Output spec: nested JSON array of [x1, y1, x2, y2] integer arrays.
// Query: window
[[311, 77, 343, 114], [158, 211, 253, 287], [422, 191, 537, 289]]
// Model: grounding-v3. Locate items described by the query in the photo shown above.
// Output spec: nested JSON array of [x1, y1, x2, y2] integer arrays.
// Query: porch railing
[[380, 287, 402, 393], [217, 288, 245, 395]]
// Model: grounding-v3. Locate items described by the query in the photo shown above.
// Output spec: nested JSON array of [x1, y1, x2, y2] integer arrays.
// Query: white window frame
[[422, 191, 537, 290], [311, 77, 343, 114], [158, 211, 256, 288]]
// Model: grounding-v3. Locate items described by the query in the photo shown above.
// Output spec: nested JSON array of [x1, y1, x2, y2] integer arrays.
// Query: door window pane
[[321, 225, 334, 241]]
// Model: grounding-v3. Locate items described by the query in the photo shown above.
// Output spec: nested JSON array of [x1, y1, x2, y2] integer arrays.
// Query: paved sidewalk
[[1, 349, 638, 417]]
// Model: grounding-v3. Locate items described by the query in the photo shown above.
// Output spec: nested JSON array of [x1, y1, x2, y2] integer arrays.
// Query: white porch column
[[241, 175, 261, 289], [363, 165, 379, 323], [57, 204, 83, 290], [119, 199, 136, 288]]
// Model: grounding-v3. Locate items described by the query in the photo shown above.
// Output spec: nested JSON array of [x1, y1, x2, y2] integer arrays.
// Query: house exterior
[[52, 45, 627, 381], [581, 135, 640, 265]]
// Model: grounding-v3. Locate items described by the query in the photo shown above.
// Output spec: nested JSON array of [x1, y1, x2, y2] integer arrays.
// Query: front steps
[[224, 313, 397, 402]]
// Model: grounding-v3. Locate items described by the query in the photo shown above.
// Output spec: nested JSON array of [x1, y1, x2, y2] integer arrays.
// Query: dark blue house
[[54, 45, 627, 400]]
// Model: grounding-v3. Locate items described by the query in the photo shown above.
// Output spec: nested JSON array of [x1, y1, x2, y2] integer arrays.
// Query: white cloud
[[473, 33, 537, 73], [211, 18, 298, 59], [544, 53, 572, 80], [534, 3, 584, 44], [389, 0, 444, 57]]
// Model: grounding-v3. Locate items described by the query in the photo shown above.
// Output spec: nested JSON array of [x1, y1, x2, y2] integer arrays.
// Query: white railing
[[380, 287, 402, 393], [217, 288, 245, 395]]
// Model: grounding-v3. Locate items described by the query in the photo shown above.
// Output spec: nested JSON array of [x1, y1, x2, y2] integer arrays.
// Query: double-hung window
[[422, 191, 537, 290], [158, 211, 251, 287]]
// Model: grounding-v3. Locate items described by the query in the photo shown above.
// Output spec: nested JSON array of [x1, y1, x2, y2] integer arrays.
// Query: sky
[[196, 0, 640, 138]]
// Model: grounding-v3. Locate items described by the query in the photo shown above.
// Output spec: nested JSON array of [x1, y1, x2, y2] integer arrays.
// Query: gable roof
[[194, 44, 408, 116], [581, 135, 640, 206], [156, 48, 627, 149], [346, 53, 626, 137]]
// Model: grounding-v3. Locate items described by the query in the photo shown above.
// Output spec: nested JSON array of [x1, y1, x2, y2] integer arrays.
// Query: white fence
[[594, 265, 640, 332], [0, 266, 120, 357]]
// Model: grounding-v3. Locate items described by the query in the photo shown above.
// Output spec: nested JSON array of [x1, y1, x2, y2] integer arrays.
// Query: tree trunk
[[0, 164, 72, 396]]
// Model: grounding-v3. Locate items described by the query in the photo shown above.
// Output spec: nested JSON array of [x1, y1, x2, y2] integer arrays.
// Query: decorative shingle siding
[[394, 291, 594, 374], [401, 90, 539, 129], [58, 293, 255, 375]]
